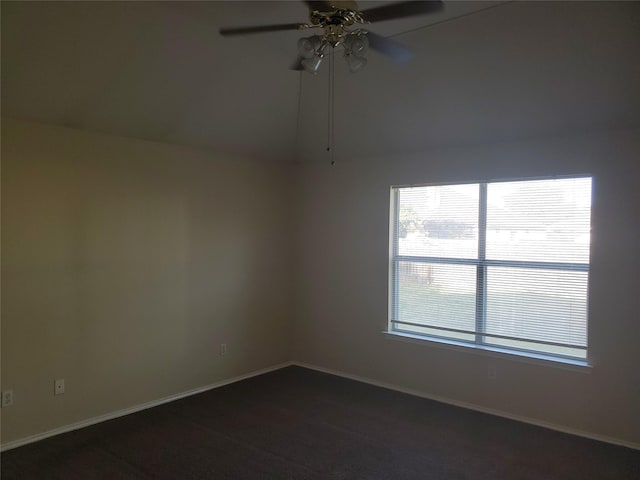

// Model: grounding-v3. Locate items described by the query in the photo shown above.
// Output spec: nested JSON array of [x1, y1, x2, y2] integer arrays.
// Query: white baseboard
[[292, 361, 640, 451], [0, 361, 294, 452]]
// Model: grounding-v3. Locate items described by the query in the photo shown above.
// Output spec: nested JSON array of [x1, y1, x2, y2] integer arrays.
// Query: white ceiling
[[2, 1, 639, 164]]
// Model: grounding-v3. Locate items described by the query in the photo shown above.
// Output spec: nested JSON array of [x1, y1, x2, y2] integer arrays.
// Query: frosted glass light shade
[[298, 35, 323, 59], [301, 55, 323, 74], [345, 53, 367, 73], [348, 34, 369, 56]]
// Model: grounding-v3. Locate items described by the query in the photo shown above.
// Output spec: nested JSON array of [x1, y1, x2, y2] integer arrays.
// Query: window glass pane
[[486, 178, 592, 263], [395, 261, 476, 338], [484, 266, 588, 356], [398, 184, 479, 259]]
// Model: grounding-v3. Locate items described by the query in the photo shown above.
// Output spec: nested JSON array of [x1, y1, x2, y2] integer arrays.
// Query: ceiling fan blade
[[290, 56, 304, 71], [219, 23, 304, 36], [366, 32, 414, 63], [303, 1, 334, 12], [360, 1, 443, 23]]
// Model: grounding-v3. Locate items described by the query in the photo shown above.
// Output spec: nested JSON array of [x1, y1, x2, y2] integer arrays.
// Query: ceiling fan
[[219, 1, 444, 73]]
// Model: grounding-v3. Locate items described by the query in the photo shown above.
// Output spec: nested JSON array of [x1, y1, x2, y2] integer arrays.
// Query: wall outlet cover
[[2, 389, 14, 407], [54, 379, 65, 395]]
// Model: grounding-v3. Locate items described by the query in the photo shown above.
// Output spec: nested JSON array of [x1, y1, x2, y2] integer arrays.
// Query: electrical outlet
[[488, 364, 497, 381], [220, 343, 227, 356], [2, 390, 14, 407], [54, 379, 65, 395]]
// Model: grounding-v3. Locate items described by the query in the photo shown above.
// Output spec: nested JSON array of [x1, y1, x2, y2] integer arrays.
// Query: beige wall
[[1, 119, 293, 444], [293, 128, 640, 446], [2, 118, 639, 448]]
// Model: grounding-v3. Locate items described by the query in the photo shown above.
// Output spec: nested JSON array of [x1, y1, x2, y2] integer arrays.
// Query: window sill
[[382, 331, 592, 373]]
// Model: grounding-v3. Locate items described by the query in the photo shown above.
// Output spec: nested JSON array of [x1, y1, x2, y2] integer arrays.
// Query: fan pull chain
[[327, 49, 336, 166], [294, 71, 303, 163]]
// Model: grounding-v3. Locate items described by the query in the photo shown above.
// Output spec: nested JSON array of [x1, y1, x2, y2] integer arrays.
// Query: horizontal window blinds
[[391, 177, 592, 360]]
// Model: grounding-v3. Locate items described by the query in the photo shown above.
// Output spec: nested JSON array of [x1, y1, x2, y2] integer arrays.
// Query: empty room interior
[[1, 1, 639, 478]]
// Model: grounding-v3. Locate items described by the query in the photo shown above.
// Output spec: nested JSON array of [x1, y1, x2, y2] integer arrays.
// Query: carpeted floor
[[2, 366, 639, 479]]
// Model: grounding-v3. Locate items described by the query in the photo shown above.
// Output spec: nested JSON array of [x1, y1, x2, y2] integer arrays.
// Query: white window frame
[[388, 176, 592, 366]]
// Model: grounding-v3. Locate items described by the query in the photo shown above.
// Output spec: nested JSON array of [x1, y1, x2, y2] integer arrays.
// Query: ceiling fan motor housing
[[310, 8, 362, 27]]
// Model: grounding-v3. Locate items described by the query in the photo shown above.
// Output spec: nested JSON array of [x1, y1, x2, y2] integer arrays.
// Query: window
[[389, 176, 592, 362]]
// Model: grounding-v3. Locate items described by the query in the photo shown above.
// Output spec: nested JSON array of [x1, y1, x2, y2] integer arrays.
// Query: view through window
[[389, 176, 592, 361]]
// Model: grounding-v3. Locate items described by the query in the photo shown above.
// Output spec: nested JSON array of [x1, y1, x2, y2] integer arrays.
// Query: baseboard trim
[[292, 361, 640, 451], [0, 361, 294, 452]]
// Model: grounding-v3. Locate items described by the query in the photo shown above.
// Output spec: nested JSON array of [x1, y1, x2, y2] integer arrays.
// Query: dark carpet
[[2, 366, 639, 479]]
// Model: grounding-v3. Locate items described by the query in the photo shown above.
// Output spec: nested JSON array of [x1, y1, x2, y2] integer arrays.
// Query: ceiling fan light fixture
[[344, 32, 369, 56], [344, 52, 367, 73], [297, 35, 324, 59], [301, 54, 324, 74], [342, 32, 369, 73]]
